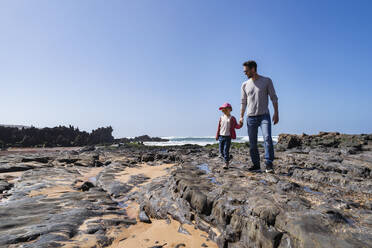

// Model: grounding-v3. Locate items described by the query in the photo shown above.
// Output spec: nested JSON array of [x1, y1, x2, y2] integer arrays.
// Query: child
[[215, 103, 242, 169]]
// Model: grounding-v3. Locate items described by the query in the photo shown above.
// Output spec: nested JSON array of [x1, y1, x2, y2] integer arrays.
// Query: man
[[239, 60, 279, 173]]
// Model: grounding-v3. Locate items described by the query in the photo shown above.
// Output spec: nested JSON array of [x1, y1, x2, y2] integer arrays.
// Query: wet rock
[[78, 181, 95, 192], [142, 153, 155, 162], [21, 156, 50, 163], [128, 174, 150, 186], [58, 158, 79, 164], [96, 163, 133, 198], [139, 210, 152, 223], [177, 225, 191, 235], [80, 145, 95, 152], [0, 166, 136, 247], [175, 243, 186, 248], [0, 180, 12, 193], [276, 180, 300, 193], [0, 163, 36, 173]]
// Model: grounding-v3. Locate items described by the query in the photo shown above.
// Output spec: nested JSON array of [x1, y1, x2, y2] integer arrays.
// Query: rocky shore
[[0, 132, 371, 248]]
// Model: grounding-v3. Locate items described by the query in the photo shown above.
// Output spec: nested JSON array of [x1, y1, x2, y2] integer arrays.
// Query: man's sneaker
[[229, 155, 233, 160], [265, 163, 274, 173], [248, 165, 261, 172]]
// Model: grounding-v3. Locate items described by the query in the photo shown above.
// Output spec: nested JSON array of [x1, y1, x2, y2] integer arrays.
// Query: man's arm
[[240, 83, 247, 125], [268, 79, 279, 125], [272, 101, 279, 125]]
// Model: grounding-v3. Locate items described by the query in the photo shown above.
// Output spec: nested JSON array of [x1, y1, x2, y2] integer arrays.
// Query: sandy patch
[[125, 200, 140, 219], [29, 185, 77, 198], [75, 166, 105, 182], [114, 163, 175, 184], [109, 217, 217, 248], [0, 171, 24, 183]]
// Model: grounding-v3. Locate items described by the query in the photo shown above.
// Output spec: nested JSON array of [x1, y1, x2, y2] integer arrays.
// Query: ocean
[[143, 136, 279, 146]]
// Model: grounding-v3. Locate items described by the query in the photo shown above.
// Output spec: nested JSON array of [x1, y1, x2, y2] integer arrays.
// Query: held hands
[[239, 117, 244, 127], [272, 113, 279, 125]]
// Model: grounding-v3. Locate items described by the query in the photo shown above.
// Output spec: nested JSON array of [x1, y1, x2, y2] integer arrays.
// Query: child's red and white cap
[[219, 103, 232, 110]]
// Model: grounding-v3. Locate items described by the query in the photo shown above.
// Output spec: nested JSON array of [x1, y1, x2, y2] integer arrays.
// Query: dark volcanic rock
[[0, 132, 371, 247], [278, 132, 368, 151], [133, 133, 372, 248], [132, 135, 169, 142], [96, 163, 133, 198], [139, 210, 152, 223], [115, 135, 169, 144], [78, 181, 95, 191], [0, 163, 36, 173], [21, 156, 51, 163], [0, 166, 136, 247], [0, 180, 12, 193]]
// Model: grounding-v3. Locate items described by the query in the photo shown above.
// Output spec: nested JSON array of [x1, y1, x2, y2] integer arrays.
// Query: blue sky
[[1, 1, 371, 138]]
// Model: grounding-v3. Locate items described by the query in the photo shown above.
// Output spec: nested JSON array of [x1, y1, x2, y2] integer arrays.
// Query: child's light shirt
[[219, 115, 231, 136]]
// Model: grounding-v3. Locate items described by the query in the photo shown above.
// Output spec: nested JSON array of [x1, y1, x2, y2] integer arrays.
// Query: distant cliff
[[0, 125, 114, 148]]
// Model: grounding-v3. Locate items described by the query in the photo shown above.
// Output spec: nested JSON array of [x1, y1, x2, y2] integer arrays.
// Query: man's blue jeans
[[219, 135, 231, 162], [247, 113, 274, 167]]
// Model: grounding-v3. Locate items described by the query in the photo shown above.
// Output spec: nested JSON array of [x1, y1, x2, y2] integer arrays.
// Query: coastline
[[143, 136, 279, 146]]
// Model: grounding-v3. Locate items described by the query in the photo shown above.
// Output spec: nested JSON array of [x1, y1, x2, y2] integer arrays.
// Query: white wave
[[144, 135, 278, 146], [144, 141, 217, 146], [161, 136, 215, 140]]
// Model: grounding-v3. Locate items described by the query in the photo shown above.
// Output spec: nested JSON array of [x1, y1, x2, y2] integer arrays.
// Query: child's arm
[[216, 118, 221, 140], [233, 117, 243, 129]]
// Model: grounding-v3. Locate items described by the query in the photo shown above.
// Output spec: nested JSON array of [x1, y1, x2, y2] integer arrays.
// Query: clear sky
[[1, 1, 371, 138]]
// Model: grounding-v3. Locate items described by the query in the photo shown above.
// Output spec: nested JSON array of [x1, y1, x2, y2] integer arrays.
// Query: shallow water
[[88, 176, 97, 185], [197, 163, 211, 174], [196, 163, 222, 185], [259, 179, 267, 185]]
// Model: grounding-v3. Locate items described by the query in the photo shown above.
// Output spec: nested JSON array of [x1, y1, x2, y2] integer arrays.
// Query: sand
[[109, 215, 217, 248], [114, 162, 175, 183]]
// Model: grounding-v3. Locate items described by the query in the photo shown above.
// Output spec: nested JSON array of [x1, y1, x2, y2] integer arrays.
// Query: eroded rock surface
[[135, 133, 372, 248], [0, 133, 371, 248]]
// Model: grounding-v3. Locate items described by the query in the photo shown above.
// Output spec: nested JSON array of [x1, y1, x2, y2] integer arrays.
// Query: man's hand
[[272, 113, 279, 125], [239, 117, 244, 126]]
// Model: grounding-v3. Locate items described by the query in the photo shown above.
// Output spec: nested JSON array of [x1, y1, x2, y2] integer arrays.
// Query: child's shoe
[[223, 161, 229, 169]]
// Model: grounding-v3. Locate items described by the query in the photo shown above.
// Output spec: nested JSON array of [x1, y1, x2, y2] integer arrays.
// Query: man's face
[[244, 66, 255, 78]]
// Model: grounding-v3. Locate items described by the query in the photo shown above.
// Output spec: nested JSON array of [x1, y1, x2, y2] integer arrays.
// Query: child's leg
[[224, 136, 232, 162], [219, 136, 225, 158]]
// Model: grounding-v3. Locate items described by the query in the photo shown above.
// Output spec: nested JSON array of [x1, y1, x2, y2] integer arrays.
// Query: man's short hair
[[243, 60, 257, 71]]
